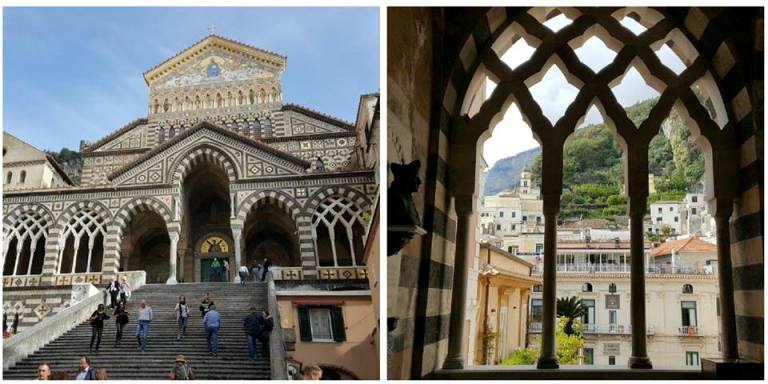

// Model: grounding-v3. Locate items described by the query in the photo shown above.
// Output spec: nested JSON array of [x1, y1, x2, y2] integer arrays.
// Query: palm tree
[[557, 296, 586, 336]]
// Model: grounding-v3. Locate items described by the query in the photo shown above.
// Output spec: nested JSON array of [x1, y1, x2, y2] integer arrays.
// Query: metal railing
[[532, 263, 714, 275], [677, 326, 700, 336], [528, 322, 655, 336]]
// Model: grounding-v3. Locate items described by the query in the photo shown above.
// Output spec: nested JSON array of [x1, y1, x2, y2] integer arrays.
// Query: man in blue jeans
[[243, 307, 262, 360], [136, 299, 153, 352], [203, 304, 221, 356]]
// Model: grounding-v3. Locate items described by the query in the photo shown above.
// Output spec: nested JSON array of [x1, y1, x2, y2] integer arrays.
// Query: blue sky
[[3, 7, 380, 151]]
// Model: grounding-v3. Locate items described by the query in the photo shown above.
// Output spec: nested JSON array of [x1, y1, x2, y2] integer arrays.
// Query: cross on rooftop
[[208, 24, 216, 35]]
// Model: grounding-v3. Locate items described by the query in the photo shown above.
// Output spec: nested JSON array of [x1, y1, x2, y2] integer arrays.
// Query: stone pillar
[[166, 232, 179, 285], [537, 195, 560, 369], [232, 228, 242, 284], [714, 200, 739, 359], [443, 195, 475, 369], [628, 195, 652, 368]]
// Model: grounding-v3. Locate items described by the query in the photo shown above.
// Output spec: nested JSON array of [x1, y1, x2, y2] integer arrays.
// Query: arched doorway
[[178, 156, 234, 282], [121, 210, 170, 284], [242, 198, 300, 268]]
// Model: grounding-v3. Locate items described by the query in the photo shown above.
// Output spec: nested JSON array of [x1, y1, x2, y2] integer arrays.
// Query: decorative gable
[[110, 123, 308, 186], [280, 107, 354, 138], [96, 123, 150, 152]]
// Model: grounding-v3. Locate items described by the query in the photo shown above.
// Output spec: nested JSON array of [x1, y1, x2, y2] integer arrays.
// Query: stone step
[[4, 282, 273, 380]]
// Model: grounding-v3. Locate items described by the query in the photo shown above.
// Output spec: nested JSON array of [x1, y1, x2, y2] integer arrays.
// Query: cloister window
[[582, 283, 593, 292], [682, 284, 694, 294], [3, 211, 48, 276], [19, 171, 26, 184], [58, 209, 107, 274], [312, 196, 368, 267]]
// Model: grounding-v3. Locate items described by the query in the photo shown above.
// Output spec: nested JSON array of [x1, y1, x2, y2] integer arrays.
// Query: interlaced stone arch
[[170, 143, 239, 186], [55, 200, 112, 274], [304, 185, 372, 215], [433, 6, 747, 370], [236, 190, 302, 223], [447, 7, 740, 199], [3, 204, 54, 276], [310, 193, 370, 267]]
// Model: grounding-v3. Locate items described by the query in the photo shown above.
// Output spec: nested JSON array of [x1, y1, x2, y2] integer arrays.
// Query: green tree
[[502, 317, 585, 366], [556, 296, 586, 336]]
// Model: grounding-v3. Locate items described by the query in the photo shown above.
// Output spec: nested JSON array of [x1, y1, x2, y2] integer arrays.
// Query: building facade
[[3, 34, 379, 378], [472, 243, 539, 365], [529, 238, 720, 368], [480, 170, 545, 256]]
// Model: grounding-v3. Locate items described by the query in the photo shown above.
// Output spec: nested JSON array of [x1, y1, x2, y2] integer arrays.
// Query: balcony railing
[[677, 326, 700, 336], [528, 322, 655, 336], [531, 263, 714, 275]]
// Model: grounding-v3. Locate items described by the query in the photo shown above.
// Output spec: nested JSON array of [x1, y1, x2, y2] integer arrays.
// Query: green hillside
[[528, 97, 705, 224]]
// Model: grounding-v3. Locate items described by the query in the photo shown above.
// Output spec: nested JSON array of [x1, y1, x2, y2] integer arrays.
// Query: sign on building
[[605, 294, 620, 309], [603, 343, 620, 355]]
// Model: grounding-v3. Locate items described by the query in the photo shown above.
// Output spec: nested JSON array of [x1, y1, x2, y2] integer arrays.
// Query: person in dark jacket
[[106, 277, 120, 309], [75, 356, 96, 380], [243, 307, 262, 360], [257, 310, 274, 354], [261, 258, 272, 281], [89, 304, 110, 352], [12, 313, 19, 334], [113, 301, 129, 347]]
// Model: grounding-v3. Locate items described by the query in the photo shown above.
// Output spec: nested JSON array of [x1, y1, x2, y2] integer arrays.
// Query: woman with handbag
[[113, 301, 129, 347], [89, 304, 110, 352]]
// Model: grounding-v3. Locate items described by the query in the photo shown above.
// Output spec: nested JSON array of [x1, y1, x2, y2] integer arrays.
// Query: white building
[[2, 132, 73, 191], [649, 200, 687, 235], [529, 236, 720, 368], [480, 169, 544, 257]]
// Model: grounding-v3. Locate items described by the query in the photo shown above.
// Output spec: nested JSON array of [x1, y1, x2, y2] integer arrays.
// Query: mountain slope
[[483, 147, 540, 196]]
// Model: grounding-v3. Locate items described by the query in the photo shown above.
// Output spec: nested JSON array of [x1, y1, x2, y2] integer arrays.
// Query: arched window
[[238, 91, 244, 105], [19, 170, 26, 184], [216, 93, 223, 108], [58, 208, 107, 274], [168, 127, 176, 138], [312, 196, 368, 267], [259, 89, 266, 104], [3, 210, 49, 276], [582, 283, 593, 292], [249, 89, 255, 104], [609, 283, 617, 293], [163, 99, 170, 112], [683, 284, 694, 294], [6, 171, 13, 184]]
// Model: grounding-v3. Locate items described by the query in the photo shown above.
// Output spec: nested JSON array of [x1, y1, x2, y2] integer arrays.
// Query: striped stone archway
[[3, 204, 55, 279], [235, 190, 307, 275], [104, 197, 174, 277], [170, 144, 239, 186]]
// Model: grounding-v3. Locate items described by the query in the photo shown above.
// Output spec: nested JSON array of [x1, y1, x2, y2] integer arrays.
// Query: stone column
[[537, 195, 560, 369], [166, 232, 179, 285], [232, 228, 242, 284], [714, 200, 739, 359], [628, 195, 652, 368], [443, 194, 475, 369]]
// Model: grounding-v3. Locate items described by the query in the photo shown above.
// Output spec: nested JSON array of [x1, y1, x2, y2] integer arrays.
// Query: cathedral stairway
[[2, 282, 271, 380]]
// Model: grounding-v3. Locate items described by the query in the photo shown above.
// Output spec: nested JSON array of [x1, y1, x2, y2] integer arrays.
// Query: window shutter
[[330, 306, 346, 342], [298, 306, 312, 341]]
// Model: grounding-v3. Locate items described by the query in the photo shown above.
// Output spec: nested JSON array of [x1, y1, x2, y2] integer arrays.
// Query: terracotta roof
[[651, 236, 717, 257], [81, 118, 149, 154], [108, 120, 311, 181]]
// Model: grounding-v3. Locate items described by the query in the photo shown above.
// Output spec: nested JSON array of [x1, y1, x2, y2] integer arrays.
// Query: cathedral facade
[[3, 34, 377, 328]]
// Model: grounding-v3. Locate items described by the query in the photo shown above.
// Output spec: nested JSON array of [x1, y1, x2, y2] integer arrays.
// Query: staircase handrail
[[267, 272, 288, 380], [2, 271, 146, 370]]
